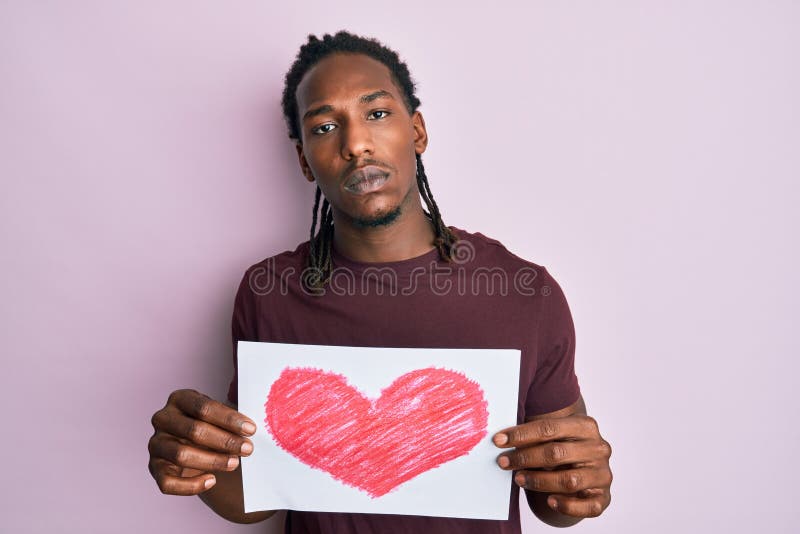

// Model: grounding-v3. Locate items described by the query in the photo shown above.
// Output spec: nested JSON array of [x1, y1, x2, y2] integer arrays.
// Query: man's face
[[294, 53, 428, 228]]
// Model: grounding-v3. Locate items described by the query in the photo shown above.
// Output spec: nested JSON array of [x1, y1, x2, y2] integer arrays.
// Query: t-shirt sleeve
[[226, 269, 257, 406], [524, 267, 581, 417]]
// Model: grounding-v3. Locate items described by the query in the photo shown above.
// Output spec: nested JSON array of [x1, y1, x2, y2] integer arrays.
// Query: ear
[[411, 111, 428, 155], [295, 142, 315, 183]]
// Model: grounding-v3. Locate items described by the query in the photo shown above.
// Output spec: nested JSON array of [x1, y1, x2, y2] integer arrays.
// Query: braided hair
[[281, 31, 457, 291]]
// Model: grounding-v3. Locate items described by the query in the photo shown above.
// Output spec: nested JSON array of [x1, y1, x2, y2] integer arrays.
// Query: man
[[148, 31, 612, 533]]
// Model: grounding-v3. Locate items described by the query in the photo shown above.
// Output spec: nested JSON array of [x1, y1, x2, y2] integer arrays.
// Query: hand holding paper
[[147, 389, 256, 495], [493, 408, 613, 519]]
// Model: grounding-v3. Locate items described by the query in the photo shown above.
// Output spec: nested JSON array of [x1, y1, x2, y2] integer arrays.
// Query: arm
[[148, 389, 277, 524], [499, 268, 611, 524], [493, 394, 613, 527]]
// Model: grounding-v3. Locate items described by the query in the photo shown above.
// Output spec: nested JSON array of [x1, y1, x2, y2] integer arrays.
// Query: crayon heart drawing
[[265, 366, 489, 498]]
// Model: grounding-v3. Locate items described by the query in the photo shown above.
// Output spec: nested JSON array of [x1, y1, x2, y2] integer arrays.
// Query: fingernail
[[227, 457, 239, 469], [548, 496, 558, 511], [242, 422, 256, 434], [493, 433, 508, 446], [204, 477, 216, 489], [241, 441, 253, 455], [497, 455, 510, 468], [514, 473, 526, 486]]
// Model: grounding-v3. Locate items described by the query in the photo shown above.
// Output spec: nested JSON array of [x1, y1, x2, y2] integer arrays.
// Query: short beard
[[352, 205, 402, 228]]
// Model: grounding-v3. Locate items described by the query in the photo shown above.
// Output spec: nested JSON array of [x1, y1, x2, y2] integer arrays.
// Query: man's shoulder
[[245, 240, 311, 273], [450, 225, 549, 275]]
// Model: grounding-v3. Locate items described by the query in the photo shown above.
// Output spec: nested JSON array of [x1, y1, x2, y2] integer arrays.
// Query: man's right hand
[[148, 389, 256, 496]]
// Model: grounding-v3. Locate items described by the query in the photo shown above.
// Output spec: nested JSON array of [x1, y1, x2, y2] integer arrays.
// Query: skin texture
[[147, 52, 613, 526]]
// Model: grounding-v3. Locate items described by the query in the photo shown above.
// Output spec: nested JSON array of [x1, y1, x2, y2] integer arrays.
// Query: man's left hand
[[493, 414, 612, 518]]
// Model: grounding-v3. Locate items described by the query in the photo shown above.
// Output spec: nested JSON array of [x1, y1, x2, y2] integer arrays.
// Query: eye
[[311, 123, 336, 135], [368, 110, 390, 120]]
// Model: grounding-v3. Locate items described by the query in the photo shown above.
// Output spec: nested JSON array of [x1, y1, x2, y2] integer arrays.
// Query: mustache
[[340, 158, 396, 181]]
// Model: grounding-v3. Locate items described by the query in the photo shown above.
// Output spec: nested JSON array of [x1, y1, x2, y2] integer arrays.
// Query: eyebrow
[[302, 90, 395, 122], [359, 90, 394, 104]]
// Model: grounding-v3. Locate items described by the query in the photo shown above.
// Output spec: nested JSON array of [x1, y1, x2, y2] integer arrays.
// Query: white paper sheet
[[238, 341, 520, 520]]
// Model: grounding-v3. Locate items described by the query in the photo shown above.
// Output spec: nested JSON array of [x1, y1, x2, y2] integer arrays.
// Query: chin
[[352, 205, 402, 228]]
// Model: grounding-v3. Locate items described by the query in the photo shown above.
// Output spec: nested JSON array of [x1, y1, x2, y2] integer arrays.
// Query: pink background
[[2, 2, 797, 532]]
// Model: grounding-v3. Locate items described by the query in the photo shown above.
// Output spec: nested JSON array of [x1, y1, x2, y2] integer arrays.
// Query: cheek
[[377, 127, 417, 169], [305, 148, 338, 180], [398, 137, 419, 174], [303, 145, 323, 169]]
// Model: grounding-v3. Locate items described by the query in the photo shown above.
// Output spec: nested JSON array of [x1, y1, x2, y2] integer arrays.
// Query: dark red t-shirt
[[227, 226, 580, 534]]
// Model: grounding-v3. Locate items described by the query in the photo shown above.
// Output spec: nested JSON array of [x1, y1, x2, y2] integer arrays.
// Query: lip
[[343, 165, 390, 195]]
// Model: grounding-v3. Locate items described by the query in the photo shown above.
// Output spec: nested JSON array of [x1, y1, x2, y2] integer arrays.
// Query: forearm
[[525, 490, 583, 528], [198, 465, 276, 524]]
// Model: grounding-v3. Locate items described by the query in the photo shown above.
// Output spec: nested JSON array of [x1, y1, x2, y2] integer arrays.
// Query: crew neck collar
[[330, 242, 442, 275]]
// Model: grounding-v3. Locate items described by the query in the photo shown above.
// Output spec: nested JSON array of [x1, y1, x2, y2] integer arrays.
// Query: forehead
[[295, 53, 402, 111]]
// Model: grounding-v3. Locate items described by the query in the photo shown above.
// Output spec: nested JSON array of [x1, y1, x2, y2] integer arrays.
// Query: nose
[[339, 119, 373, 160]]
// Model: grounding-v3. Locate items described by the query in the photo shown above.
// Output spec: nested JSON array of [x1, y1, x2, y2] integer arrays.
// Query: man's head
[[292, 51, 427, 231], [281, 31, 456, 290]]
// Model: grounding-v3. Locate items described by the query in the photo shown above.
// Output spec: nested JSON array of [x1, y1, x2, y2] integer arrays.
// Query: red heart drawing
[[265, 366, 489, 498]]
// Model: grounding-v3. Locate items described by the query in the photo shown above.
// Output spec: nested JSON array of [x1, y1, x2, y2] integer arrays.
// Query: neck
[[331, 200, 436, 264]]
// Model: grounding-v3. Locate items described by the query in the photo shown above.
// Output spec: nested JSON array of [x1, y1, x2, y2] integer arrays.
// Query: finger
[[514, 466, 612, 493], [151, 409, 254, 456], [149, 457, 217, 496], [168, 389, 256, 435], [149, 433, 239, 472], [497, 440, 599, 470], [548, 489, 610, 518], [493, 415, 599, 448]]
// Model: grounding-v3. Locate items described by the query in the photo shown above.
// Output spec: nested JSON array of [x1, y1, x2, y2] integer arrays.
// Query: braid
[[416, 154, 457, 261], [317, 198, 334, 275], [307, 186, 322, 263], [304, 188, 335, 293]]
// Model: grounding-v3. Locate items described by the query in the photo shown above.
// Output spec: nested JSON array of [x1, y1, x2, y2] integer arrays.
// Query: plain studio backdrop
[[1, 1, 797, 533]]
